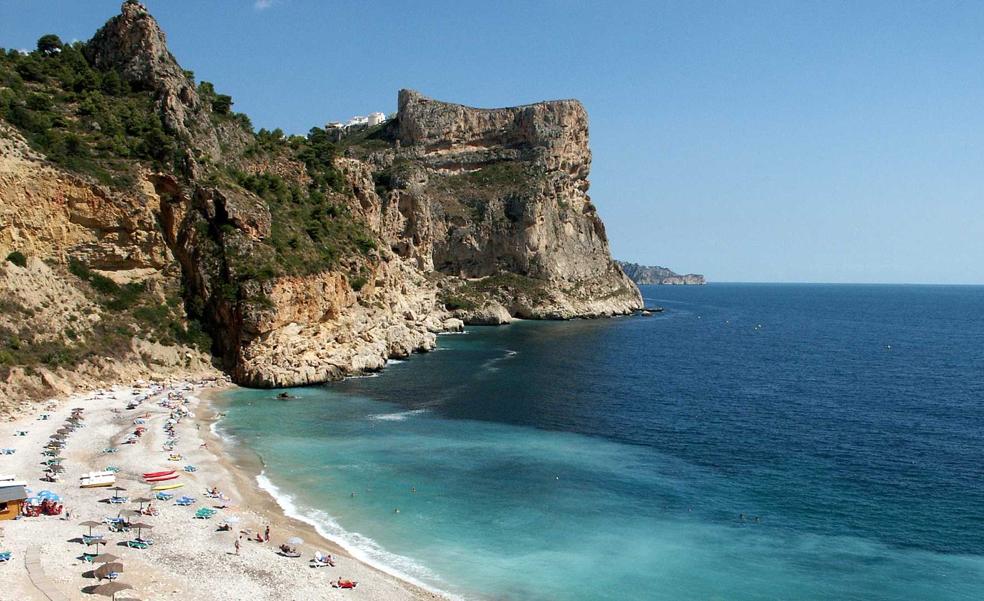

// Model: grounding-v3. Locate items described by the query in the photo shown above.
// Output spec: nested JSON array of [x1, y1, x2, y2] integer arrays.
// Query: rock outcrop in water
[[0, 2, 640, 404], [616, 261, 706, 285]]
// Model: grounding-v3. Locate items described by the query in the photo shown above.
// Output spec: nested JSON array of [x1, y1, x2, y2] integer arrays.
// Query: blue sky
[[2, 1, 982, 284]]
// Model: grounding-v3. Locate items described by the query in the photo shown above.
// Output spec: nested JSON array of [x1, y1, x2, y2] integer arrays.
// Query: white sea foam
[[209, 418, 236, 446], [255, 472, 462, 600], [346, 372, 380, 379], [369, 408, 429, 422], [479, 348, 518, 372], [386, 358, 406, 365]]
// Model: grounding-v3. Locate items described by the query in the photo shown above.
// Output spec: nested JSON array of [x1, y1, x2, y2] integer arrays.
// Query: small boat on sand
[[151, 482, 184, 491], [144, 473, 179, 483], [143, 470, 177, 478], [143, 470, 176, 479], [80, 471, 116, 488]]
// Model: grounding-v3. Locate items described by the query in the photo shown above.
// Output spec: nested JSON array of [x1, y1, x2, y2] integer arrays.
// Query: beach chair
[[175, 496, 195, 506], [126, 540, 149, 550], [194, 507, 217, 519], [108, 496, 129, 504], [102, 447, 118, 454], [183, 465, 198, 472], [155, 492, 174, 501], [0, 551, 11, 563], [82, 534, 105, 545], [0, 448, 15, 455]]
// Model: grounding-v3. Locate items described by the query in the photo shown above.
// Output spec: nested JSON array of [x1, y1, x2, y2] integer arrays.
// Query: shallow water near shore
[[217, 283, 984, 600]]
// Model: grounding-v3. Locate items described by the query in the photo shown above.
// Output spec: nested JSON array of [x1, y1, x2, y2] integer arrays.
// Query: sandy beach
[[0, 379, 445, 601]]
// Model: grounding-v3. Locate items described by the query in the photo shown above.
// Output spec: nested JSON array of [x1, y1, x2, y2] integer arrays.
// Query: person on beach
[[235, 537, 241, 555], [265, 525, 270, 542]]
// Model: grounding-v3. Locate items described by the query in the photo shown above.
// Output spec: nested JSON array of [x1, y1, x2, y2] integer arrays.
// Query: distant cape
[[616, 261, 706, 285]]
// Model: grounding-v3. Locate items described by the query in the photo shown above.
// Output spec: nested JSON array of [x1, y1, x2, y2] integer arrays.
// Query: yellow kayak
[[151, 482, 185, 491]]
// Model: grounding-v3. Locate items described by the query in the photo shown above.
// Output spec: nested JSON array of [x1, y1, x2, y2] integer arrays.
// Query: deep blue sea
[[217, 284, 984, 600]]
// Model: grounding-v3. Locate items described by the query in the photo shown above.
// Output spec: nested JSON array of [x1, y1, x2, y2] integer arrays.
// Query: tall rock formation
[[0, 2, 641, 404], [371, 90, 641, 322]]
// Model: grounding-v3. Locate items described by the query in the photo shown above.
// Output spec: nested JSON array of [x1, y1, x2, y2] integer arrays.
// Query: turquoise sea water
[[217, 284, 984, 600]]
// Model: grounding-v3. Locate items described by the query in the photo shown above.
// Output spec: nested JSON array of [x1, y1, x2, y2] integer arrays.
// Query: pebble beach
[[0, 379, 444, 601]]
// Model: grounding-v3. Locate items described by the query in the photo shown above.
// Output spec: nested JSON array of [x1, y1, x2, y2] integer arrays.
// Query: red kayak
[[144, 474, 179, 483], [143, 470, 175, 479]]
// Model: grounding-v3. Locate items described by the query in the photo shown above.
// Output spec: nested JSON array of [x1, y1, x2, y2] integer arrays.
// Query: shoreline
[[198, 385, 454, 600], [0, 378, 446, 601]]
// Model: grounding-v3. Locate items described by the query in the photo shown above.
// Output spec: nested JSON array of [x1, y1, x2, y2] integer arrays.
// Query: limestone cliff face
[[370, 90, 642, 322], [0, 126, 171, 274], [153, 171, 462, 388], [0, 126, 216, 412], [0, 2, 640, 402]]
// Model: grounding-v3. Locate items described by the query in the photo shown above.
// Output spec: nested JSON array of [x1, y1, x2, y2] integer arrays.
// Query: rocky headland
[[0, 1, 641, 407], [616, 261, 706, 285]]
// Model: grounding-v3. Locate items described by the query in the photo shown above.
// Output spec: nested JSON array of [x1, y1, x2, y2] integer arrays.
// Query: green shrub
[[440, 294, 477, 311], [68, 258, 145, 309], [212, 94, 232, 114], [5, 251, 27, 267]]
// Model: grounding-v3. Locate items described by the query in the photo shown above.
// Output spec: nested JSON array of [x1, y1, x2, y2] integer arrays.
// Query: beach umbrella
[[37, 490, 61, 501], [111, 486, 127, 494], [129, 522, 153, 539], [92, 553, 120, 564], [95, 562, 125, 580], [132, 496, 154, 510], [86, 539, 106, 552], [286, 536, 304, 546], [80, 520, 102, 535], [119, 509, 142, 518], [92, 581, 132, 600]]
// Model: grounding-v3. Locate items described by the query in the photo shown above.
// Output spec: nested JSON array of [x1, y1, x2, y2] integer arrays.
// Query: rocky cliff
[[0, 2, 640, 406], [365, 90, 641, 323], [616, 261, 706, 285]]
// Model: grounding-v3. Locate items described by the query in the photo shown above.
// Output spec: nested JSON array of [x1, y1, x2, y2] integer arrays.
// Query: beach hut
[[0, 483, 28, 520]]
